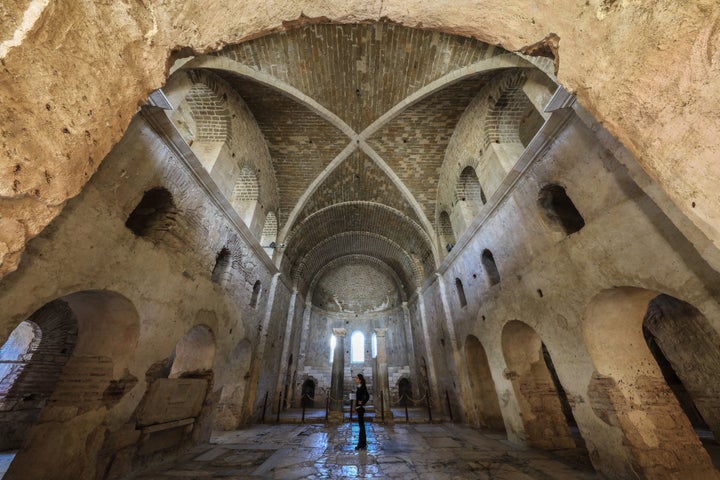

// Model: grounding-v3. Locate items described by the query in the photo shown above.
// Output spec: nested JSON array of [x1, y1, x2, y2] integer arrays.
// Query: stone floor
[[127, 423, 599, 479]]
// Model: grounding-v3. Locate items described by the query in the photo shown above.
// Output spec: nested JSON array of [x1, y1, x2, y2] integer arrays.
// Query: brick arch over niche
[[3, 290, 140, 480], [309, 255, 404, 313], [0, 300, 78, 450], [583, 287, 720, 479]]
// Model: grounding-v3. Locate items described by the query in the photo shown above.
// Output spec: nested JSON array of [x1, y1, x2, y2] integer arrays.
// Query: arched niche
[[169, 324, 216, 378], [537, 184, 585, 236], [0, 305, 76, 450], [125, 187, 178, 242], [211, 247, 232, 285], [439, 211, 456, 254], [231, 166, 261, 230], [455, 278, 467, 308], [643, 294, 720, 441], [4, 290, 140, 480], [500, 320, 582, 452], [481, 249, 501, 286], [583, 287, 719, 479], [464, 335, 504, 432], [214, 339, 252, 430]]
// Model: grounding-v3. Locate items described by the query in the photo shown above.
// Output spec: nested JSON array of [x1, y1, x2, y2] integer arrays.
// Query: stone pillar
[[328, 328, 346, 423], [374, 328, 394, 423]]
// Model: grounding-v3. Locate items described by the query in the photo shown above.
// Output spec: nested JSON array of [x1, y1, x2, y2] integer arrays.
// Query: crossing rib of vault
[[175, 23, 552, 296]]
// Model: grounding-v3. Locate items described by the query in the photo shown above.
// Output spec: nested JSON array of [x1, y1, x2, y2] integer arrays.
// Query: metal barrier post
[[380, 391, 385, 423], [426, 391, 432, 423], [276, 391, 282, 423], [261, 391, 269, 423], [404, 394, 409, 423], [445, 390, 453, 422]]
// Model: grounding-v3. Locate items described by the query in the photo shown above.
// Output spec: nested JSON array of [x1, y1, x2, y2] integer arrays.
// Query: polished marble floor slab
[[127, 423, 598, 479]]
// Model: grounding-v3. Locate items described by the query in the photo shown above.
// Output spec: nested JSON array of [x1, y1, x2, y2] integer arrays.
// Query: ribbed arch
[[292, 232, 422, 298]]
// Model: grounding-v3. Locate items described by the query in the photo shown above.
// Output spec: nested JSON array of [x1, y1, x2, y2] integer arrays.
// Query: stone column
[[328, 328, 346, 423], [374, 328, 394, 423]]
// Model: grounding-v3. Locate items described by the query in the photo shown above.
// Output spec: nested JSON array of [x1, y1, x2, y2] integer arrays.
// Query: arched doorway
[[301, 379, 316, 408], [501, 320, 587, 456], [464, 335, 505, 432], [2, 290, 140, 480], [583, 287, 720, 479], [397, 378, 412, 407], [0, 301, 77, 451]]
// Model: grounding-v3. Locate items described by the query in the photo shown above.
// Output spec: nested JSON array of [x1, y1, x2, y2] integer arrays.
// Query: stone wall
[[0, 110, 291, 479], [419, 105, 720, 478]]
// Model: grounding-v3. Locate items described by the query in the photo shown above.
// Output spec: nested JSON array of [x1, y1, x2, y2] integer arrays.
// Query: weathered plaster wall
[[423, 107, 720, 478], [0, 112, 290, 479]]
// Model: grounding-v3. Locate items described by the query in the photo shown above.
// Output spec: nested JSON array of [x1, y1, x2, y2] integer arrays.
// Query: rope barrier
[[390, 393, 427, 406]]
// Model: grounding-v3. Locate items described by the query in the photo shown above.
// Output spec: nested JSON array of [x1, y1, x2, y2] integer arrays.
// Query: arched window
[[351, 331, 365, 363], [329, 335, 337, 364], [371, 332, 378, 359], [211, 248, 232, 284], [439, 211, 456, 253], [482, 249, 501, 286], [250, 280, 262, 308], [456, 278, 467, 307], [538, 184, 585, 235], [231, 166, 260, 228], [261, 212, 277, 247], [456, 166, 486, 209]]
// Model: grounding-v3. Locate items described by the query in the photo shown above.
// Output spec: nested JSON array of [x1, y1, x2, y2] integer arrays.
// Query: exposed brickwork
[[168, 69, 279, 221], [0, 300, 77, 450], [260, 212, 277, 246], [283, 202, 433, 292], [437, 69, 551, 227], [231, 166, 259, 202], [588, 372, 717, 479], [644, 295, 720, 437], [501, 322, 576, 451], [367, 74, 494, 222], [214, 74, 347, 228], [184, 82, 230, 142], [296, 150, 420, 226], [219, 23, 497, 131], [311, 257, 401, 312], [291, 232, 422, 297]]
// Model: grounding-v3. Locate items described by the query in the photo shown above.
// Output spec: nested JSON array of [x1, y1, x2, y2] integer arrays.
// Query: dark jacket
[[356, 385, 370, 407]]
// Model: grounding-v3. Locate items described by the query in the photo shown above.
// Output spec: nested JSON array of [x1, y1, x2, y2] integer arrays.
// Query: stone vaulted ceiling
[[177, 22, 543, 300]]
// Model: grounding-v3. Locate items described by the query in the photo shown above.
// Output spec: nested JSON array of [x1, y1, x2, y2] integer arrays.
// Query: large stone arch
[[2, 3, 718, 282], [582, 287, 720, 480], [4, 290, 140, 480], [500, 320, 582, 452], [464, 335, 504, 432]]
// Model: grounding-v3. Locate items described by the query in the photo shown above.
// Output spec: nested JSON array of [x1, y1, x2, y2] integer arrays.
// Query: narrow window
[[351, 331, 365, 363], [211, 248, 231, 284], [439, 211, 456, 253], [482, 249, 501, 286], [456, 278, 467, 307], [371, 332, 377, 359], [538, 184, 585, 235], [250, 280, 262, 308]]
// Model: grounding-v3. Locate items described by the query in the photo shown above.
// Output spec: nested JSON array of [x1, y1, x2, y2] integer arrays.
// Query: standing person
[[354, 373, 370, 450]]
